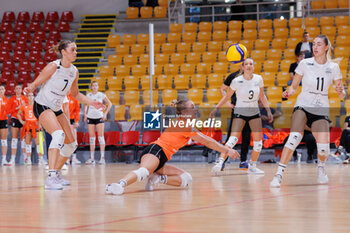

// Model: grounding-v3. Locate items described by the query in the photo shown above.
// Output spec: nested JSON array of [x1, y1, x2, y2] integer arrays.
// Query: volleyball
[[226, 43, 248, 64]]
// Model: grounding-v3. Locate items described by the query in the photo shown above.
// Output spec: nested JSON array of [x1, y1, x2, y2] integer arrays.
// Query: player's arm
[[334, 79, 345, 100], [209, 88, 235, 118], [24, 63, 57, 93], [17, 106, 25, 125], [102, 96, 112, 120], [283, 73, 302, 98], [259, 88, 273, 123], [220, 84, 234, 108]]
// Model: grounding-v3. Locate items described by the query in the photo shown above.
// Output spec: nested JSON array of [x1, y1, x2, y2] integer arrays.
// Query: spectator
[[129, 0, 144, 8], [333, 116, 350, 164], [295, 32, 313, 58], [259, 101, 282, 130], [146, 0, 159, 7], [288, 52, 305, 86]]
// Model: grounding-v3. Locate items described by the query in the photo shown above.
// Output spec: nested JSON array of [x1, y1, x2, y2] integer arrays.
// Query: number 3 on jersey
[[316, 77, 324, 91], [249, 90, 254, 100]]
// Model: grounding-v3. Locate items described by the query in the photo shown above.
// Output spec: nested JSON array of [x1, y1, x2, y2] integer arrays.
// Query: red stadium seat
[[48, 30, 61, 41], [3, 31, 16, 42], [1, 60, 16, 72], [15, 40, 28, 51], [1, 72, 15, 83], [30, 40, 43, 51], [17, 71, 32, 83], [14, 21, 28, 32], [45, 40, 57, 51], [29, 21, 42, 32], [120, 131, 140, 145], [2, 11, 15, 22], [18, 31, 31, 41], [33, 31, 46, 41], [46, 11, 59, 22], [105, 131, 121, 146], [0, 51, 11, 62], [57, 21, 70, 32], [5, 82, 16, 96], [29, 50, 43, 62], [32, 11, 45, 22], [44, 50, 58, 62], [13, 50, 27, 62], [43, 21, 56, 32], [33, 60, 46, 72], [0, 40, 13, 51], [0, 21, 13, 32], [141, 130, 161, 144], [18, 60, 32, 72], [17, 11, 30, 22], [61, 11, 74, 22]]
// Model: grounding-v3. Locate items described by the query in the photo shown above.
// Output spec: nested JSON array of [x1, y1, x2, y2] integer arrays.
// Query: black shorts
[[233, 113, 261, 122], [33, 101, 63, 120], [0, 120, 8, 129], [87, 118, 103, 125], [10, 118, 23, 128], [140, 144, 168, 172], [293, 106, 329, 128], [70, 119, 75, 125]]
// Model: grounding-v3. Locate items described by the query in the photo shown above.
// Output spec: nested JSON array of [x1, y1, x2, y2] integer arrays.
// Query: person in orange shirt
[[68, 92, 80, 164], [17, 92, 44, 165], [106, 99, 240, 195], [0, 85, 9, 165], [8, 84, 28, 165]]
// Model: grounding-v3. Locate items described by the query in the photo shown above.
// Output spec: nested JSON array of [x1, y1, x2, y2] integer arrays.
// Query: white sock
[[249, 160, 257, 167], [48, 170, 58, 178], [118, 179, 127, 187], [101, 151, 105, 159], [11, 155, 15, 161], [318, 161, 326, 168], [90, 151, 94, 160], [276, 163, 286, 177], [217, 157, 224, 165]]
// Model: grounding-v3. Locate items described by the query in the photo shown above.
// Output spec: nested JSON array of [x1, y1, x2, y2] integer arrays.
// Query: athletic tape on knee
[[89, 137, 96, 146], [98, 136, 105, 145], [180, 172, 192, 188], [1, 139, 7, 147], [253, 140, 262, 152], [225, 136, 238, 148], [25, 144, 31, 153], [317, 143, 330, 157], [60, 141, 78, 157], [21, 139, 25, 149], [49, 130, 65, 149], [132, 167, 149, 182], [11, 138, 18, 149], [285, 132, 302, 151]]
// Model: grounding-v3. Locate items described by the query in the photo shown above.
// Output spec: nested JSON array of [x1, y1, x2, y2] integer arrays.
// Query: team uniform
[[86, 92, 105, 124], [68, 94, 80, 125], [0, 96, 9, 129], [8, 95, 27, 128], [20, 104, 39, 140]]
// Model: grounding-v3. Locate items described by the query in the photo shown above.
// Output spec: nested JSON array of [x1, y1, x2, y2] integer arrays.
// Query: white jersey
[[35, 60, 77, 112], [230, 74, 263, 116], [86, 92, 106, 119], [294, 57, 342, 116]]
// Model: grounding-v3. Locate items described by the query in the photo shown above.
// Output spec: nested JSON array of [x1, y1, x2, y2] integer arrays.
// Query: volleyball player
[[270, 35, 345, 188], [68, 92, 80, 164], [24, 40, 105, 190], [210, 58, 273, 174], [106, 99, 240, 195], [84, 81, 111, 165], [0, 85, 9, 165]]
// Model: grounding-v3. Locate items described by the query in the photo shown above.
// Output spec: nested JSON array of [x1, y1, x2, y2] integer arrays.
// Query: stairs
[[74, 14, 117, 92]]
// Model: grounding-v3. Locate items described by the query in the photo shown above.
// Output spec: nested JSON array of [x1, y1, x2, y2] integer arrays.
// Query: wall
[[0, 0, 128, 21]]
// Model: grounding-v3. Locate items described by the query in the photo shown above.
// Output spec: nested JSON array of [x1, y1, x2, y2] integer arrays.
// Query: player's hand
[[209, 108, 217, 118], [225, 102, 235, 109], [102, 114, 107, 121], [282, 88, 295, 99], [227, 149, 240, 160], [268, 112, 274, 123], [83, 116, 87, 122], [23, 83, 35, 95], [92, 101, 106, 111], [73, 123, 79, 128]]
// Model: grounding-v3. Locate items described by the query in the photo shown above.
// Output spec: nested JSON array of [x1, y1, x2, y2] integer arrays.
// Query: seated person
[[288, 52, 305, 86], [334, 115, 350, 163], [259, 101, 282, 130]]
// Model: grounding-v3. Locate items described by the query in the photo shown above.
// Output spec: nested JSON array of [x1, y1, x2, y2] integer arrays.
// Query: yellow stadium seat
[[328, 85, 340, 99], [186, 52, 201, 64], [180, 63, 196, 75], [198, 103, 214, 121], [167, 32, 181, 43], [138, 54, 149, 65], [254, 61, 262, 73], [227, 30, 242, 42], [311, 1, 324, 9], [266, 86, 283, 100], [162, 43, 176, 54], [197, 63, 212, 75], [305, 27, 320, 39], [92, 76, 106, 90], [243, 20, 257, 29], [228, 20, 242, 31], [336, 36, 350, 47], [320, 16, 334, 27], [274, 115, 291, 129], [239, 40, 254, 51], [223, 40, 235, 51], [243, 29, 257, 40], [218, 51, 227, 62], [155, 53, 169, 64], [335, 16, 349, 26], [272, 38, 286, 49], [267, 49, 282, 61], [158, 0, 168, 8], [140, 75, 156, 90], [259, 19, 272, 29], [170, 23, 183, 33], [277, 72, 290, 86], [213, 62, 229, 74], [115, 65, 130, 76], [188, 89, 204, 105], [184, 23, 197, 32], [338, 0, 349, 8], [114, 105, 125, 120], [174, 74, 190, 89], [325, 0, 338, 9], [132, 64, 147, 76], [100, 65, 114, 77], [108, 55, 122, 66], [152, 43, 161, 54], [339, 59, 349, 70], [229, 63, 241, 73], [202, 52, 217, 63], [334, 47, 350, 57], [263, 60, 279, 72], [143, 90, 159, 105], [140, 7, 153, 18], [107, 76, 123, 90], [251, 50, 266, 62], [124, 76, 140, 90], [207, 41, 222, 52], [126, 7, 139, 19], [154, 33, 166, 44], [115, 44, 130, 55], [207, 73, 224, 88], [284, 48, 296, 60], [321, 26, 336, 38], [123, 34, 136, 45], [129, 104, 143, 121], [137, 33, 149, 44], [107, 34, 121, 47], [197, 31, 212, 42], [157, 75, 172, 89], [106, 90, 120, 105], [280, 60, 293, 72], [199, 22, 212, 32], [163, 64, 179, 75], [170, 53, 185, 64], [154, 6, 167, 18], [338, 25, 350, 36], [273, 18, 287, 28], [192, 42, 207, 53], [207, 88, 222, 104], [214, 21, 227, 31], [191, 74, 207, 89], [124, 90, 140, 105], [259, 28, 273, 40], [290, 27, 303, 39], [123, 54, 138, 66], [213, 31, 227, 41], [162, 89, 178, 105], [286, 38, 299, 49], [305, 17, 318, 28], [176, 42, 191, 54], [275, 28, 289, 39], [289, 17, 303, 28], [255, 39, 270, 51], [261, 72, 276, 87], [130, 44, 146, 55], [182, 32, 197, 43]]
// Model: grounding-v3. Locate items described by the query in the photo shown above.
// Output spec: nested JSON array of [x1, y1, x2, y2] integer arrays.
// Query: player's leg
[[87, 122, 96, 164], [24, 132, 32, 165], [1, 127, 8, 165], [239, 122, 251, 170], [96, 122, 105, 164], [10, 125, 20, 165], [247, 117, 264, 174]]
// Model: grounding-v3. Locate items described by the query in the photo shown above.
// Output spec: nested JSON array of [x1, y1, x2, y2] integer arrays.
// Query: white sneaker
[[211, 162, 223, 174], [98, 157, 106, 165], [45, 165, 49, 170], [85, 159, 95, 165], [38, 157, 45, 165], [25, 157, 32, 165], [145, 173, 160, 191], [71, 156, 81, 165], [105, 183, 124, 195], [45, 176, 63, 190], [56, 173, 71, 186], [270, 174, 282, 188], [7, 157, 15, 166], [2, 156, 7, 166], [297, 153, 302, 163], [317, 166, 328, 184], [248, 165, 265, 174], [61, 164, 68, 170]]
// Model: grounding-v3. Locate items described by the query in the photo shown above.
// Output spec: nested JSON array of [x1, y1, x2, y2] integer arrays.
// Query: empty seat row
[[2, 11, 73, 23], [127, 6, 167, 19], [0, 20, 70, 33]]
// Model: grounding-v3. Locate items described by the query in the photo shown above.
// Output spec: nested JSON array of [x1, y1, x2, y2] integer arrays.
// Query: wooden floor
[[0, 163, 350, 233]]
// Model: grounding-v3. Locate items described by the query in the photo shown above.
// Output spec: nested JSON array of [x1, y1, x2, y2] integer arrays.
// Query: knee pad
[[1, 139, 7, 147], [60, 141, 78, 157], [225, 136, 238, 148], [317, 143, 330, 157], [21, 139, 26, 149], [89, 137, 96, 146], [26, 144, 31, 153], [98, 136, 105, 145], [253, 140, 262, 152], [285, 132, 303, 151], [180, 172, 192, 188], [132, 167, 149, 182], [49, 130, 65, 149], [11, 138, 18, 149]]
